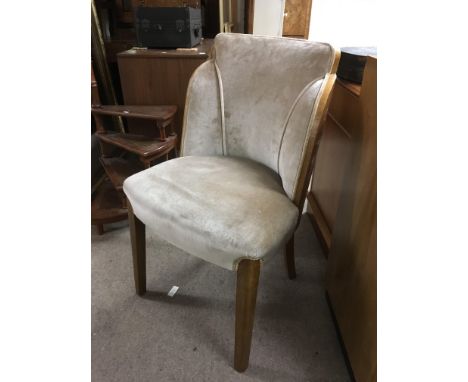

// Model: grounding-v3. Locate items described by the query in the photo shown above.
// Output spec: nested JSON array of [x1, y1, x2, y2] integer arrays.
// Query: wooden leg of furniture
[[128, 204, 146, 296], [285, 235, 296, 279], [234, 259, 261, 372], [97, 224, 104, 235], [117, 190, 127, 208], [140, 157, 151, 169]]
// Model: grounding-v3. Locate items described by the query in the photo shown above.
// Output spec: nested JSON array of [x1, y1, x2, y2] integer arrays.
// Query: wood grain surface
[[326, 56, 377, 382], [283, 0, 312, 38], [117, 39, 213, 147]]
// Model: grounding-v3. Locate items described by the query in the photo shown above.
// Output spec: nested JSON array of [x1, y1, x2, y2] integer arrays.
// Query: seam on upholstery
[[214, 60, 227, 155], [290, 75, 329, 199], [276, 76, 322, 174]]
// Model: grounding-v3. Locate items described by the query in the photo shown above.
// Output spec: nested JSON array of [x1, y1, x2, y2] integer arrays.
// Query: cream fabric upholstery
[[124, 156, 298, 270], [123, 33, 336, 270], [182, 33, 334, 198]]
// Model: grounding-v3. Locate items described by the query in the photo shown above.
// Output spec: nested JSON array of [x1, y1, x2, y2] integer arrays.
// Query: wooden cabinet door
[[282, 0, 312, 38]]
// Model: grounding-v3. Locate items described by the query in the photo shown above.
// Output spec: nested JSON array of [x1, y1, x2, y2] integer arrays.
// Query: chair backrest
[[181, 33, 339, 209]]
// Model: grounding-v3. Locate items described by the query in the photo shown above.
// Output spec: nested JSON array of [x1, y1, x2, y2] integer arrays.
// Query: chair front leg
[[128, 203, 146, 296], [234, 259, 261, 372], [285, 235, 296, 279]]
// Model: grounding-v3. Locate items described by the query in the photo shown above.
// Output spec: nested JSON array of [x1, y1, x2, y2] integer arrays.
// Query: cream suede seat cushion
[[123, 156, 299, 270]]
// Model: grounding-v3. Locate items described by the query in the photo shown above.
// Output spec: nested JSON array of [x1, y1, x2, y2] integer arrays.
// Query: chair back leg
[[128, 204, 146, 295], [234, 259, 261, 372]]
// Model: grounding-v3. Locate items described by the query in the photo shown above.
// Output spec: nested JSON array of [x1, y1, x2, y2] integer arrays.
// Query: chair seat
[[123, 156, 299, 270]]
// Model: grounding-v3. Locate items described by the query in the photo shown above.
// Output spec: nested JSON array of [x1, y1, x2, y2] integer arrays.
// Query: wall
[[253, 0, 285, 36], [308, 0, 377, 47]]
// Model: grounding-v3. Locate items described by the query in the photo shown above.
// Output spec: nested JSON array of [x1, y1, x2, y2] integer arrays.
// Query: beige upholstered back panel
[[182, 33, 335, 199], [182, 61, 224, 156]]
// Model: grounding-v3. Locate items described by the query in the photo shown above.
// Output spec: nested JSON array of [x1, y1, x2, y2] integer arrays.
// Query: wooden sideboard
[[117, 39, 214, 147], [308, 57, 377, 382], [308, 77, 360, 252]]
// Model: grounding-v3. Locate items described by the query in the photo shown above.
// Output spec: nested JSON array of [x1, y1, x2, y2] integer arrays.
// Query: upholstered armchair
[[123, 33, 340, 372]]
